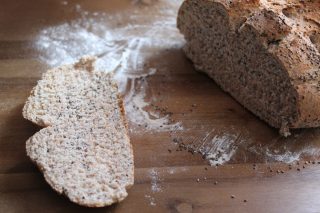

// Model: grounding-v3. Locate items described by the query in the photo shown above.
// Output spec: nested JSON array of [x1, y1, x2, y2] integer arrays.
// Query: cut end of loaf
[[26, 118, 133, 207], [23, 56, 134, 207], [177, 0, 320, 136], [22, 55, 102, 127]]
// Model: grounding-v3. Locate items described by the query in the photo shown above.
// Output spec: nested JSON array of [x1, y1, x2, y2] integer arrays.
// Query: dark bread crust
[[177, 0, 320, 135]]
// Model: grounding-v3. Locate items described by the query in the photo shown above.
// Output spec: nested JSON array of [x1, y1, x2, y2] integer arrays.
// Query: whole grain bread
[[23, 56, 134, 207], [177, 0, 320, 136]]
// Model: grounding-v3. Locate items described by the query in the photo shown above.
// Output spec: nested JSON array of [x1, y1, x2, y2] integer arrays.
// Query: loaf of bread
[[23, 56, 134, 207], [177, 0, 320, 136]]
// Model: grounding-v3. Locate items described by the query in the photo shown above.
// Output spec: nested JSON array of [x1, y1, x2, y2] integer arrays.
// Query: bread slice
[[23, 56, 134, 207], [177, 0, 320, 136]]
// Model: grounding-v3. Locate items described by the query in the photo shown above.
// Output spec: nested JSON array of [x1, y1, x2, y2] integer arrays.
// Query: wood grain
[[1, 0, 320, 212]]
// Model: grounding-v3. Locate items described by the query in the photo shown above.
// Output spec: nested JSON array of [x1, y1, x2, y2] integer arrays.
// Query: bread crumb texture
[[23, 56, 134, 207], [177, 0, 320, 136]]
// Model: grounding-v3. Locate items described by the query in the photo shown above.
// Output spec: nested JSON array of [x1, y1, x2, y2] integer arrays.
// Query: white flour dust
[[173, 127, 241, 166], [249, 139, 320, 164], [144, 195, 156, 206], [35, 0, 184, 132], [168, 168, 176, 174], [149, 168, 162, 193], [265, 149, 300, 163], [203, 133, 239, 166], [144, 168, 162, 207], [173, 126, 320, 166], [124, 78, 183, 131], [34, 0, 320, 166]]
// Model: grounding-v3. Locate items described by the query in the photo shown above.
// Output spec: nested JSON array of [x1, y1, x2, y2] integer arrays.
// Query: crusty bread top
[[202, 0, 319, 81], [178, 0, 319, 129], [234, 1, 319, 128], [23, 56, 134, 207]]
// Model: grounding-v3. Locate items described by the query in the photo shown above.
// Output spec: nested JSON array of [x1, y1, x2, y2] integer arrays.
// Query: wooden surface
[[1, 1, 320, 212]]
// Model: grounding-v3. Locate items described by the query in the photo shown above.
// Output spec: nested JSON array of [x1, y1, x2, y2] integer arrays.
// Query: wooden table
[[1, 0, 320, 212]]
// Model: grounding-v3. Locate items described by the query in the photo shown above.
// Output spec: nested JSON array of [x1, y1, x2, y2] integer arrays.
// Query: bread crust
[[177, 0, 320, 135]]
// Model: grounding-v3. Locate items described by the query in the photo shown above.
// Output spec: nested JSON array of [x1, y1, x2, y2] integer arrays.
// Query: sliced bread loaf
[[23, 56, 134, 207], [177, 0, 320, 136]]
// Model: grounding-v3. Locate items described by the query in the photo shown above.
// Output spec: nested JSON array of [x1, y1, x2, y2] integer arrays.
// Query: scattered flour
[[250, 143, 320, 163], [124, 78, 183, 132], [35, 0, 184, 132], [264, 149, 301, 163], [144, 195, 156, 206], [61, 1, 68, 6], [172, 125, 320, 166], [168, 168, 176, 174], [204, 134, 238, 166], [149, 168, 162, 193], [34, 0, 320, 166], [144, 168, 162, 207], [173, 127, 241, 166]]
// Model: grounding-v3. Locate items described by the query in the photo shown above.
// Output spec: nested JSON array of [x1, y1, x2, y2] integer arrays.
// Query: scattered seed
[[204, 167, 208, 171], [312, 161, 316, 164], [270, 169, 273, 173], [243, 199, 248, 203], [214, 181, 218, 185], [231, 195, 235, 199], [168, 149, 172, 153], [281, 170, 284, 174], [303, 165, 306, 169], [297, 168, 301, 171], [196, 178, 200, 182]]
